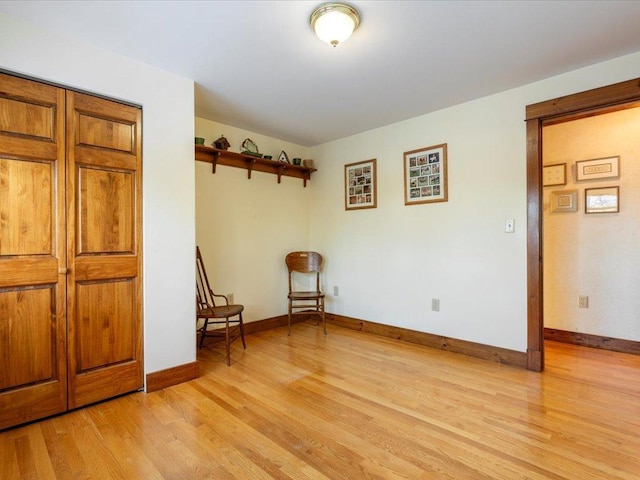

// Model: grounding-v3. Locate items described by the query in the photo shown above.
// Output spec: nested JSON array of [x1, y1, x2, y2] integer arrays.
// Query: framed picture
[[543, 163, 566, 187], [576, 156, 619, 181], [344, 158, 377, 210], [585, 186, 619, 214], [550, 189, 578, 213], [403, 143, 448, 205]]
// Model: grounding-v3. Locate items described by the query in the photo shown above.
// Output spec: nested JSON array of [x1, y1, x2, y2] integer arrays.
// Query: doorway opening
[[542, 107, 640, 355], [525, 78, 640, 372]]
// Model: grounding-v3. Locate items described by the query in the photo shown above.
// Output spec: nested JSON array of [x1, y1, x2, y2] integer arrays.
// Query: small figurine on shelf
[[278, 150, 290, 163], [213, 135, 230, 150], [241, 138, 262, 157]]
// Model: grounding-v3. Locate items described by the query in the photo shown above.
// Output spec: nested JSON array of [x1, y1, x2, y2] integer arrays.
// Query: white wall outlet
[[505, 219, 515, 233], [578, 295, 588, 308], [432, 298, 440, 312], [333, 285, 339, 296], [227, 293, 234, 304]]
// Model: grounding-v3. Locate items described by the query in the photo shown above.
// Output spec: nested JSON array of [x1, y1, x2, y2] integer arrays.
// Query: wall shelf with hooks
[[195, 145, 316, 187]]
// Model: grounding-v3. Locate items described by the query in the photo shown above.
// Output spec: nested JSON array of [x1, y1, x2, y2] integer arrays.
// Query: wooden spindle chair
[[196, 246, 246, 365], [285, 251, 326, 336]]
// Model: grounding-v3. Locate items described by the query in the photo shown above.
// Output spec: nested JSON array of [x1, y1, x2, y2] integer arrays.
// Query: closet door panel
[[0, 73, 67, 430], [0, 158, 54, 255], [0, 287, 56, 389], [75, 279, 136, 371], [66, 91, 142, 409], [77, 166, 135, 254]]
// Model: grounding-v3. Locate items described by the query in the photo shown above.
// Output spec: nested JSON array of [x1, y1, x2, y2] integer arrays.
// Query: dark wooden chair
[[196, 246, 246, 365], [285, 251, 326, 336]]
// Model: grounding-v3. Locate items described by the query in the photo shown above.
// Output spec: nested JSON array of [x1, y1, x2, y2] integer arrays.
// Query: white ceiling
[[2, 1, 640, 146]]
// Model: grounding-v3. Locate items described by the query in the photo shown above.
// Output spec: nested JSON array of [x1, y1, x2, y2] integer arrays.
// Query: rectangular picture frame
[[585, 186, 619, 214], [403, 143, 448, 205], [576, 156, 619, 181], [550, 189, 578, 213], [543, 163, 567, 187], [345, 158, 377, 210]]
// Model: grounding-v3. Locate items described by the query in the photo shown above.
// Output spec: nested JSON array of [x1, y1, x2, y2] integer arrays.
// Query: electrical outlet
[[333, 285, 339, 296], [431, 298, 440, 312], [227, 293, 234, 304], [505, 219, 515, 233], [578, 295, 588, 308]]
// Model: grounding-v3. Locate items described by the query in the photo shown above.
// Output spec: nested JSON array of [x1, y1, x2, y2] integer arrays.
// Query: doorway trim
[[525, 77, 640, 371]]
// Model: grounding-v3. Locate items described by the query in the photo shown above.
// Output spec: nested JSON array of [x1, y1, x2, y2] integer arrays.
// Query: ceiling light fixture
[[310, 2, 360, 48]]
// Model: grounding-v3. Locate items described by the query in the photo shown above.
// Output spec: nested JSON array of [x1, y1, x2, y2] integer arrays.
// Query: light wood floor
[[2, 322, 639, 479]]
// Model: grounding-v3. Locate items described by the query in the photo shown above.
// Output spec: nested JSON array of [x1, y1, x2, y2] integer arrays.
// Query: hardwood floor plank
[[1, 323, 640, 479], [14, 424, 57, 480], [0, 431, 21, 480], [41, 415, 93, 480], [175, 383, 330, 480]]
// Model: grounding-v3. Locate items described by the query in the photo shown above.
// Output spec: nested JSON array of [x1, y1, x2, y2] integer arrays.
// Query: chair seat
[[288, 291, 324, 300], [198, 304, 244, 319]]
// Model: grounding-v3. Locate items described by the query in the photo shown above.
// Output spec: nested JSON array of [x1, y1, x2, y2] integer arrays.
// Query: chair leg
[[288, 301, 292, 336], [199, 319, 209, 348], [321, 298, 327, 336], [225, 319, 231, 366], [239, 313, 246, 349]]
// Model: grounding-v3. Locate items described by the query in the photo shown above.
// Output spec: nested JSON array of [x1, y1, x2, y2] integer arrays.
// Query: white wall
[[0, 14, 197, 377], [543, 107, 640, 341], [309, 51, 640, 353], [195, 118, 312, 321]]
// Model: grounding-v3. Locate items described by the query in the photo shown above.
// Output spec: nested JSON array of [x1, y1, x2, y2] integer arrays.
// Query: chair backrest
[[196, 246, 218, 309], [285, 251, 323, 293]]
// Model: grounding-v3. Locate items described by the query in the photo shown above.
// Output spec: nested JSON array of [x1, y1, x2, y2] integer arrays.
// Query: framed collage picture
[[403, 143, 448, 205], [345, 158, 377, 210]]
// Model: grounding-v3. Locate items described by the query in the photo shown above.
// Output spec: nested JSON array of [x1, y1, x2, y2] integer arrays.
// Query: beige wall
[[543, 107, 640, 341], [195, 118, 312, 322]]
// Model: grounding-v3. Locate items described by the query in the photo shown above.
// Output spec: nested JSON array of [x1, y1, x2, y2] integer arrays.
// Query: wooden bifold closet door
[[0, 73, 143, 429]]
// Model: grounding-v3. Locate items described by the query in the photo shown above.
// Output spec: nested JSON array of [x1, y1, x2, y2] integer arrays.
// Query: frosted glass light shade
[[311, 3, 360, 47]]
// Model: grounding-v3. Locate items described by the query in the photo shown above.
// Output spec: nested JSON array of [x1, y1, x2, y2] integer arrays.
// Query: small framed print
[[345, 158, 377, 210], [576, 156, 619, 181], [550, 189, 577, 213], [543, 163, 566, 187], [404, 143, 448, 205], [585, 186, 619, 214]]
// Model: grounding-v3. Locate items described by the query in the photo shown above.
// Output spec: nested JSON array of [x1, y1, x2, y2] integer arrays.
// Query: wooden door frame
[[525, 77, 640, 371]]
